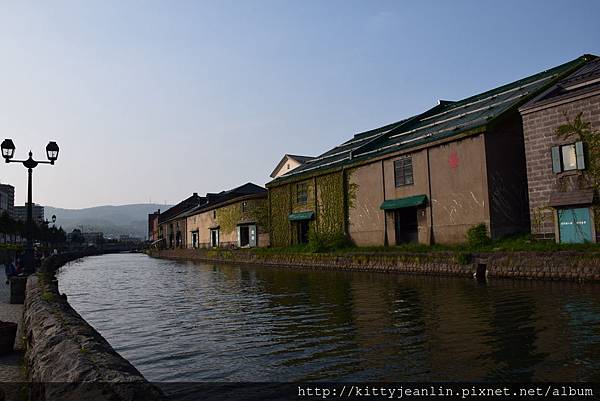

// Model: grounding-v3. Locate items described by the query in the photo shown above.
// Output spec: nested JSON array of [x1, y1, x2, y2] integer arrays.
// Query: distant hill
[[45, 204, 171, 239]]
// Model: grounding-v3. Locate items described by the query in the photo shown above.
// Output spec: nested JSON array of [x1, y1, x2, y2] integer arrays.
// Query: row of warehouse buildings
[[149, 54, 599, 249]]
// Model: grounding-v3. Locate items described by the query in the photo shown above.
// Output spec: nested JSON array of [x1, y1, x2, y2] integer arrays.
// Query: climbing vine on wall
[[347, 169, 359, 211], [291, 180, 315, 213], [269, 184, 291, 247], [217, 199, 269, 235], [556, 112, 599, 234], [556, 112, 599, 194], [315, 172, 345, 240], [269, 170, 357, 249], [556, 112, 600, 233], [252, 201, 269, 232], [218, 204, 242, 235]]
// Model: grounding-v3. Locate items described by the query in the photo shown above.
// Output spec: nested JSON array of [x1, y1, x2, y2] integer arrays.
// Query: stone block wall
[[478, 252, 600, 280], [151, 249, 600, 282], [22, 253, 166, 401]]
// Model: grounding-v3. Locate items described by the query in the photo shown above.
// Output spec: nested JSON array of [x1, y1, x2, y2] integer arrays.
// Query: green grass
[[255, 234, 600, 255], [253, 244, 316, 254], [41, 291, 56, 302], [0, 243, 24, 251]]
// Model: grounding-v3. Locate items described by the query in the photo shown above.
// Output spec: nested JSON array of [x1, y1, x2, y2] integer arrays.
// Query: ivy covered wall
[[290, 179, 316, 213], [315, 172, 345, 240], [269, 184, 291, 247], [187, 197, 269, 247], [269, 170, 353, 247], [217, 198, 269, 236]]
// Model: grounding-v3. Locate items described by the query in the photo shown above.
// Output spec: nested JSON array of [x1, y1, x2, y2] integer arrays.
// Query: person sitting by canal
[[14, 257, 21, 275], [4, 260, 16, 284]]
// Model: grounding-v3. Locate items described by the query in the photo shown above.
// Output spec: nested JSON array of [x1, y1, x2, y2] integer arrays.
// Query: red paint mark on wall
[[448, 151, 459, 169]]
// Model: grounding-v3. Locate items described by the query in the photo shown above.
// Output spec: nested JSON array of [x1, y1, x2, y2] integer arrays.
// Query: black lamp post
[[1, 139, 59, 274]]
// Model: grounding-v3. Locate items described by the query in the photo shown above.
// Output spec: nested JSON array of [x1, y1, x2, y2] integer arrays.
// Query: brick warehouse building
[[267, 55, 592, 247], [520, 54, 599, 243], [148, 209, 160, 243]]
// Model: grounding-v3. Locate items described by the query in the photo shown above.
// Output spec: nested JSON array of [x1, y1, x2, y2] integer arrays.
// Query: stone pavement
[[0, 271, 25, 384]]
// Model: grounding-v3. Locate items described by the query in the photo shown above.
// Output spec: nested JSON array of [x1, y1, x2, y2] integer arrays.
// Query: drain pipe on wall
[[426, 148, 434, 244]]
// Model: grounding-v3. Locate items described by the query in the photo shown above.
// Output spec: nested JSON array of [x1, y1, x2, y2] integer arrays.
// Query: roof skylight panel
[[388, 92, 528, 140], [419, 74, 554, 123]]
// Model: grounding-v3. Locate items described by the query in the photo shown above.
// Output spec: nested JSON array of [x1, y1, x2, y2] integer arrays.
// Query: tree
[[69, 229, 85, 244]]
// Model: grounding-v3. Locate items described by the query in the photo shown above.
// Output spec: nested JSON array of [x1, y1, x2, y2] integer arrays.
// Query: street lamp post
[[1, 139, 59, 274]]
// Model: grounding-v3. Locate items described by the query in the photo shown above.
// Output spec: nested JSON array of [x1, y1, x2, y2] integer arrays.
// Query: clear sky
[[1, 1, 599, 209]]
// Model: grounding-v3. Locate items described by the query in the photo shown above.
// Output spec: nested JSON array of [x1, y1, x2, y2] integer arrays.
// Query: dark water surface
[[57, 253, 600, 382]]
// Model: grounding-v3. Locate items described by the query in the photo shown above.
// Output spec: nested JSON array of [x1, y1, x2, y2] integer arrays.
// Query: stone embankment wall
[[23, 251, 166, 401], [151, 248, 600, 281]]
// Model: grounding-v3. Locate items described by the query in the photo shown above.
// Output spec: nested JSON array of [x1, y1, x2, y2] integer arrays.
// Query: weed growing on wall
[[556, 112, 599, 194], [531, 205, 553, 234], [556, 113, 600, 235]]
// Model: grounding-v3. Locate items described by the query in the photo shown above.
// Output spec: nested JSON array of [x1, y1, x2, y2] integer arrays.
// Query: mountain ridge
[[45, 203, 172, 239]]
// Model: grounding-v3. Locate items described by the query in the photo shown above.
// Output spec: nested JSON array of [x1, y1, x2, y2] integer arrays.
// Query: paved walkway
[[0, 271, 25, 384]]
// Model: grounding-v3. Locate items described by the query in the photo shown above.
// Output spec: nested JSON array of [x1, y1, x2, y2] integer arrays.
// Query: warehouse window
[[561, 144, 577, 171], [394, 157, 414, 187], [296, 183, 308, 204], [552, 142, 585, 173]]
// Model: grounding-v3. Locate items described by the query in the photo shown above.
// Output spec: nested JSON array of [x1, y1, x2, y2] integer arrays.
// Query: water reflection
[[57, 254, 600, 382]]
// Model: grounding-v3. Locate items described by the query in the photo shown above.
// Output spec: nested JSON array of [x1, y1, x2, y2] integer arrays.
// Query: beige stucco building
[[347, 133, 496, 245], [184, 183, 269, 249], [270, 154, 314, 179]]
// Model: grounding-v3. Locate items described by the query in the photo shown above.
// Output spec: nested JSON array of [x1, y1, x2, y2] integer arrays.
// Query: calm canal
[[57, 253, 600, 382]]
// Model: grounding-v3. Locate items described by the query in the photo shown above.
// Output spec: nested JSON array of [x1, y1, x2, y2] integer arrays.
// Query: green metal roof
[[288, 211, 314, 221], [267, 55, 593, 187], [380, 195, 427, 210]]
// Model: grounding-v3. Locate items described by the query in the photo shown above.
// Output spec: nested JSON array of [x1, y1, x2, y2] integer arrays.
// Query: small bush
[[327, 233, 353, 250], [467, 223, 490, 247], [455, 252, 472, 265], [307, 230, 326, 253], [307, 231, 353, 253]]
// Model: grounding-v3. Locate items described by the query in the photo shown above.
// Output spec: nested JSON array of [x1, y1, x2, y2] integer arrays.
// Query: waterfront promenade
[[0, 273, 24, 383]]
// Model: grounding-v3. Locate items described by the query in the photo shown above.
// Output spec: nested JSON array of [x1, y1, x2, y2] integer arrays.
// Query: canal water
[[57, 253, 600, 382]]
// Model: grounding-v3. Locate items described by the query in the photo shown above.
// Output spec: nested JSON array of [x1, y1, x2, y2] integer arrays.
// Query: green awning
[[380, 195, 427, 210], [288, 211, 314, 221]]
